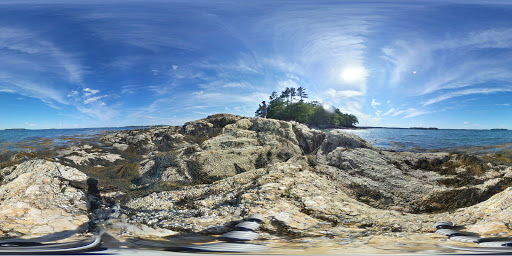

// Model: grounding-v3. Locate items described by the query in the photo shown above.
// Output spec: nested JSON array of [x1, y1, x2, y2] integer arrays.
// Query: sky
[[2, 0, 512, 129]]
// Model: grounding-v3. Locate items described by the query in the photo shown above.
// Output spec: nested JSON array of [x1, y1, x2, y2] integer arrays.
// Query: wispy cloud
[[391, 108, 431, 119], [222, 82, 250, 88], [383, 27, 512, 96], [84, 95, 105, 104], [0, 25, 86, 113], [75, 104, 119, 123], [422, 87, 512, 106], [325, 88, 365, 98], [3, 1, 512, 129], [0, 72, 68, 106], [371, 99, 381, 108], [83, 88, 99, 96], [0, 27, 85, 83]]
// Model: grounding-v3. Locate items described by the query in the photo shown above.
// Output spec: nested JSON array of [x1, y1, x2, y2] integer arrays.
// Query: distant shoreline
[[352, 126, 508, 131]]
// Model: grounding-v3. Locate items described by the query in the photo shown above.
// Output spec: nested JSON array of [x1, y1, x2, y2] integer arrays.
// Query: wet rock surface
[[1, 113, 512, 252]]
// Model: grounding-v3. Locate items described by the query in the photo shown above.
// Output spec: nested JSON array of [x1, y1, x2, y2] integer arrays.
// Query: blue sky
[[2, 0, 512, 129]]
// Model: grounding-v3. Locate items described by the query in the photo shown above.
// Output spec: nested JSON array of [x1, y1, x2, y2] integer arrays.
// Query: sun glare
[[340, 66, 367, 82]]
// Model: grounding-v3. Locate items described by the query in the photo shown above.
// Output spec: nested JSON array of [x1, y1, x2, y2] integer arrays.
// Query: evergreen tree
[[257, 87, 358, 127], [269, 91, 279, 101], [281, 87, 291, 105], [289, 87, 296, 104], [297, 87, 308, 102]]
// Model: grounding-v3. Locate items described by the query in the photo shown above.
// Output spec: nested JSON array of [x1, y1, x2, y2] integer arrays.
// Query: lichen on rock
[[2, 114, 512, 243]]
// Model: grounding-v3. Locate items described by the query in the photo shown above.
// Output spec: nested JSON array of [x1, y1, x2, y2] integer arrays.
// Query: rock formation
[[0, 160, 89, 237], [1, 113, 512, 243]]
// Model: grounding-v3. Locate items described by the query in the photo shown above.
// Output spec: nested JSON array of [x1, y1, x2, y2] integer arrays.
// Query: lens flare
[[340, 66, 367, 82]]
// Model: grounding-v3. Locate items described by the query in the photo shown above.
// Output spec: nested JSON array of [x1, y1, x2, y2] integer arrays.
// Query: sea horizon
[[342, 127, 512, 152], [0, 125, 165, 131], [356, 126, 508, 131], [1, 124, 512, 154]]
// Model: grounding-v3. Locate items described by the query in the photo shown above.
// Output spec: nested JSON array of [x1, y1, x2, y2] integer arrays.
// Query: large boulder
[[292, 122, 326, 154], [316, 147, 444, 212], [182, 114, 244, 139], [189, 118, 303, 182], [0, 160, 89, 236]]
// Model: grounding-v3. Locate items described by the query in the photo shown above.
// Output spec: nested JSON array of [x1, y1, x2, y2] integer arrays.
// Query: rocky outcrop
[[57, 144, 124, 167], [0, 160, 89, 237], [123, 159, 436, 237], [2, 113, 512, 243], [191, 118, 303, 182], [99, 114, 512, 214]]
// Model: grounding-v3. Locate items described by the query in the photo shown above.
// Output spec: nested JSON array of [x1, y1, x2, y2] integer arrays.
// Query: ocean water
[[2, 126, 512, 154], [340, 128, 512, 152], [0, 127, 141, 152]]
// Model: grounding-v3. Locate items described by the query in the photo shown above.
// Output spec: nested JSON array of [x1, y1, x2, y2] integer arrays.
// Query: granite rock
[[3, 114, 512, 242], [0, 160, 89, 236]]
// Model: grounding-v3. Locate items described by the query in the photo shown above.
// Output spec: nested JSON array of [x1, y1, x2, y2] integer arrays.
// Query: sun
[[340, 66, 367, 82]]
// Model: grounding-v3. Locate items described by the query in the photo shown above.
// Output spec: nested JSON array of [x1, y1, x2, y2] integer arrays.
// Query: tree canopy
[[255, 87, 358, 127]]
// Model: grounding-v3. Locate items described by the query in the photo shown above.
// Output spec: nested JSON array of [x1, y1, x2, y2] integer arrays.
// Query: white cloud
[[326, 88, 365, 98], [121, 85, 140, 95], [422, 88, 512, 106], [383, 108, 396, 116], [83, 88, 99, 96], [0, 88, 16, 93], [75, 104, 118, 123], [464, 28, 512, 49], [371, 99, 381, 108], [68, 90, 79, 97], [264, 58, 304, 76], [84, 95, 105, 104], [0, 73, 68, 106], [390, 107, 430, 119], [375, 107, 396, 117], [278, 80, 300, 90], [403, 109, 430, 118], [192, 91, 204, 96], [383, 27, 512, 97], [223, 82, 249, 88], [381, 40, 434, 86], [0, 27, 84, 83]]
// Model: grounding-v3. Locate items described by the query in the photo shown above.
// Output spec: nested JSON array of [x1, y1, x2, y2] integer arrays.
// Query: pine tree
[[297, 86, 308, 102], [289, 87, 296, 104], [281, 87, 291, 105], [269, 91, 279, 101]]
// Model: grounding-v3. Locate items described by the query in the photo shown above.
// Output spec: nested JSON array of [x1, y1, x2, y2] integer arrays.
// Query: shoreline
[[1, 115, 512, 250], [3, 125, 512, 158]]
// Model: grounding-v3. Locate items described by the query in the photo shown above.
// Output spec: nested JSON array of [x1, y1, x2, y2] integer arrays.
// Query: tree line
[[256, 86, 358, 127]]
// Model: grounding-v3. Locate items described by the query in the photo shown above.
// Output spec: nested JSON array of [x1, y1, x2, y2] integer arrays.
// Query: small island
[[256, 87, 359, 128]]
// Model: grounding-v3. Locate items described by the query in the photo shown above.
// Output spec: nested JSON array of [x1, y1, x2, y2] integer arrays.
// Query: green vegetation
[[256, 86, 358, 127]]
